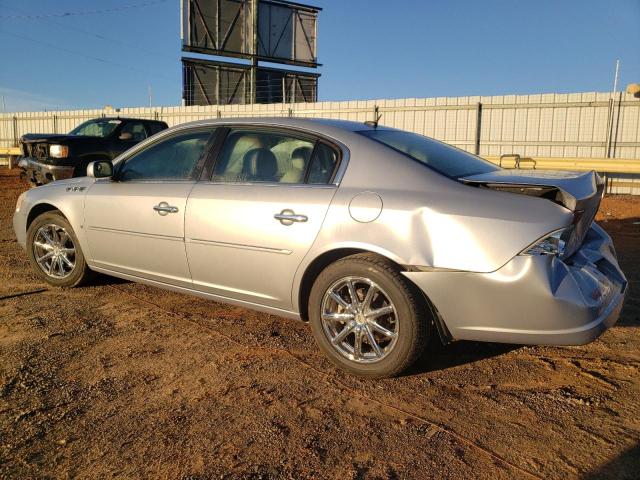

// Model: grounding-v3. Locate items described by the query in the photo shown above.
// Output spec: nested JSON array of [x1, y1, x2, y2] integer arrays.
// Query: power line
[[0, 0, 168, 20], [0, 3, 176, 62], [0, 29, 176, 81]]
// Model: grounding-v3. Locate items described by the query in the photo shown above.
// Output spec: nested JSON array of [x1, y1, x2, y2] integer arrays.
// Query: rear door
[[185, 127, 341, 310], [84, 127, 215, 287]]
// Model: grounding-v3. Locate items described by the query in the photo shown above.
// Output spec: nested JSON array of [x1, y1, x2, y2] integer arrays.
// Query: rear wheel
[[309, 253, 430, 378], [26, 211, 93, 287]]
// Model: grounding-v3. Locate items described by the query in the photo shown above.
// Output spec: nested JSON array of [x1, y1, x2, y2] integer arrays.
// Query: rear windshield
[[359, 129, 499, 178], [69, 119, 121, 137]]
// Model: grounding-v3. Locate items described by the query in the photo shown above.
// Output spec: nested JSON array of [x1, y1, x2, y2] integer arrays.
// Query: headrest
[[291, 146, 313, 169], [242, 148, 278, 181]]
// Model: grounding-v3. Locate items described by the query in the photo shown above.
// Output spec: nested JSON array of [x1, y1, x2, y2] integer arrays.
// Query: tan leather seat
[[281, 146, 313, 183]]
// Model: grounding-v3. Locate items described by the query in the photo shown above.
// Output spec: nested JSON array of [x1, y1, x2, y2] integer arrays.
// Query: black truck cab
[[19, 117, 168, 186]]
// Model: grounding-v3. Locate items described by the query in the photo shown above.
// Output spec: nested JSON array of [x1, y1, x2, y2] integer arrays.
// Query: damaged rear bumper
[[404, 223, 627, 345]]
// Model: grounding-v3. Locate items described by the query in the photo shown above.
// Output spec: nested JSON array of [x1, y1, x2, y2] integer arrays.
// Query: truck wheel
[[308, 253, 430, 378], [26, 211, 93, 287]]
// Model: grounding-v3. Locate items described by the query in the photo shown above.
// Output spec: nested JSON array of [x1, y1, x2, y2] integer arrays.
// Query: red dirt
[[0, 167, 638, 479]]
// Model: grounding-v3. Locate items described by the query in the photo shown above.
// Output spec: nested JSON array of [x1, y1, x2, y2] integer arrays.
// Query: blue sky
[[0, 0, 638, 111]]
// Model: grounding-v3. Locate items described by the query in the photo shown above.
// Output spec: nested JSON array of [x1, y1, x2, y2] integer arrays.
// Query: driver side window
[[118, 130, 213, 181]]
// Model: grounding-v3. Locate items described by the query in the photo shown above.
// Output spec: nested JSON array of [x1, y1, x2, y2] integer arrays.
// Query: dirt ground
[[0, 167, 638, 480]]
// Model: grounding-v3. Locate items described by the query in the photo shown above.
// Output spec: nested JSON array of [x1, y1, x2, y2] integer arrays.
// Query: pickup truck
[[19, 117, 168, 186]]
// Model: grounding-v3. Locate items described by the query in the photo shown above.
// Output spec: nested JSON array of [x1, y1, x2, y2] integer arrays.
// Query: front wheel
[[309, 253, 430, 378], [26, 211, 93, 287]]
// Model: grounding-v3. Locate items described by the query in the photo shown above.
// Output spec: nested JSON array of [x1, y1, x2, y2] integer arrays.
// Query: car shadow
[[600, 216, 639, 328], [404, 338, 521, 376], [89, 273, 131, 287], [582, 441, 640, 479]]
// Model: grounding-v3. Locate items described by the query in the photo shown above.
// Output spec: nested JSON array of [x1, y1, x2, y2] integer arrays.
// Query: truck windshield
[[69, 119, 121, 137], [359, 129, 499, 178]]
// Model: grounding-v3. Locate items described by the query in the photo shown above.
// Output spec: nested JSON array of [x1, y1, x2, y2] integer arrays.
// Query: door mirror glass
[[87, 160, 113, 178]]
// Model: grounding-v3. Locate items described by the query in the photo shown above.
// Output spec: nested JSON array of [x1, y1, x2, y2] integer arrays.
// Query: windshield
[[359, 129, 500, 178], [69, 119, 121, 137]]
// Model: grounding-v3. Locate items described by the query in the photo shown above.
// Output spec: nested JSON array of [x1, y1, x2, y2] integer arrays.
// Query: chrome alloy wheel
[[321, 276, 399, 363], [33, 223, 76, 279]]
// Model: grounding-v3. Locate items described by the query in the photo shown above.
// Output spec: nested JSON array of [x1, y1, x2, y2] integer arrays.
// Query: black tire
[[309, 253, 430, 378], [26, 211, 93, 288]]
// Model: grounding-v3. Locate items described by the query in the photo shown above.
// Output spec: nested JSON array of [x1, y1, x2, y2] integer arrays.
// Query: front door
[[84, 128, 215, 287], [185, 127, 341, 310]]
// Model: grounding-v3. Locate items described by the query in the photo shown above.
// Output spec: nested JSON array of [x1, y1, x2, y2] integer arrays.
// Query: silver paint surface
[[13, 117, 627, 345]]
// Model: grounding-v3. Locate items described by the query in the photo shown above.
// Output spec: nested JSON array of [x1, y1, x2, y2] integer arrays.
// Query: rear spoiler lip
[[460, 170, 602, 212]]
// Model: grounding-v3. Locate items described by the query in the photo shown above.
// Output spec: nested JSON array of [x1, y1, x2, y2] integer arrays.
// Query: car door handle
[[274, 209, 308, 225], [153, 202, 179, 216]]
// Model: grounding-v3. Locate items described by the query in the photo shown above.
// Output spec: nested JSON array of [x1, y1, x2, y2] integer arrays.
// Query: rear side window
[[212, 129, 316, 184], [120, 122, 148, 142], [118, 130, 212, 181], [359, 129, 499, 178], [308, 143, 338, 184], [147, 122, 167, 136]]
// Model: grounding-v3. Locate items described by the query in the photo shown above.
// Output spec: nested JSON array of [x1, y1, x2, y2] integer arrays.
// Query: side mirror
[[119, 132, 133, 141], [87, 160, 113, 178]]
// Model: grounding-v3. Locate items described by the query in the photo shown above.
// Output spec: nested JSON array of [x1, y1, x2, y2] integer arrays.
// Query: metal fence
[[1, 91, 639, 192]]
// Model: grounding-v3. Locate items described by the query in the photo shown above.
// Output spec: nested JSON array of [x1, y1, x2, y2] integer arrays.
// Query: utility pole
[[1, 95, 5, 113], [606, 60, 620, 158], [148, 84, 153, 108]]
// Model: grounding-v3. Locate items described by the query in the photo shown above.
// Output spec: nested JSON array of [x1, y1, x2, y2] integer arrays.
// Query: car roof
[[99, 117, 166, 123], [177, 117, 382, 136]]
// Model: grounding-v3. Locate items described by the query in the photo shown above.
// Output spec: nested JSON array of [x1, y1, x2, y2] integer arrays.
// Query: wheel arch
[[26, 202, 64, 230], [296, 247, 404, 321], [296, 246, 453, 345]]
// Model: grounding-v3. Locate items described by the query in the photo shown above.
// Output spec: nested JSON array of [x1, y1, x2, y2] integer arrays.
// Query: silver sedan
[[13, 118, 627, 377]]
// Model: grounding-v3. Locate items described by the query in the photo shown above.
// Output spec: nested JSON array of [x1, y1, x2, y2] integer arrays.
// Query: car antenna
[[364, 106, 382, 128]]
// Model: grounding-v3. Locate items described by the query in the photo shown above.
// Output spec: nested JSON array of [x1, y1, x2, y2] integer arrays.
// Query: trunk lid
[[460, 169, 604, 258]]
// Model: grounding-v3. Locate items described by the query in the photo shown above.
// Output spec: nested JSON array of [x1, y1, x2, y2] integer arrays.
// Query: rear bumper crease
[[404, 222, 626, 346]]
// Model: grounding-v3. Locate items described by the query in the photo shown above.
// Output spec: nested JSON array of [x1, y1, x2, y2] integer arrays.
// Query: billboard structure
[[181, 0, 320, 105], [182, 57, 319, 105]]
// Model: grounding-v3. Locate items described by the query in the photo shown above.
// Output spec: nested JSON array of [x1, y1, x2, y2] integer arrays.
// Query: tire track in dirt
[[106, 283, 544, 480]]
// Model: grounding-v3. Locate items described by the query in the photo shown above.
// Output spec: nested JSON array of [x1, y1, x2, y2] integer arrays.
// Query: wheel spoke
[[51, 226, 60, 243], [362, 284, 377, 312], [57, 256, 65, 275], [34, 241, 53, 251], [47, 258, 55, 275], [322, 312, 354, 322], [58, 230, 70, 245], [365, 325, 383, 357], [332, 322, 355, 345], [61, 247, 75, 255], [37, 250, 54, 261], [366, 305, 394, 319], [352, 328, 363, 360], [40, 229, 54, 245], [329, 291, 352, 311], [369, 320, 398, 339], [347, 280, 360, 308], [60, 254, 74, 268]]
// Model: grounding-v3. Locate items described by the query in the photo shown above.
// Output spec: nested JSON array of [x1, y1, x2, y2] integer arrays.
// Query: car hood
[[21, 133, 91, 144], [460, 169, 604, 258]]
